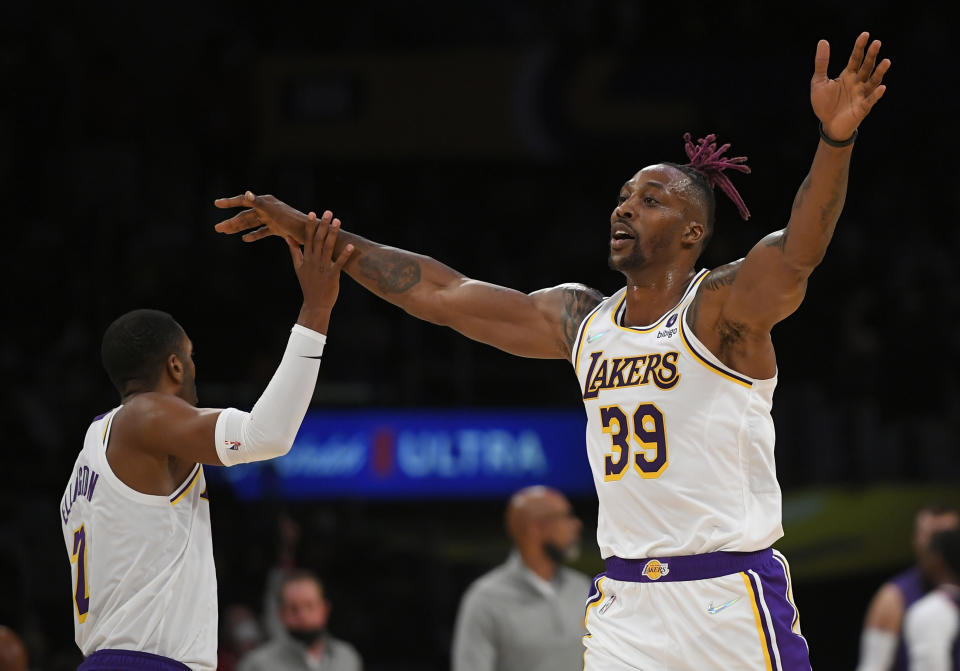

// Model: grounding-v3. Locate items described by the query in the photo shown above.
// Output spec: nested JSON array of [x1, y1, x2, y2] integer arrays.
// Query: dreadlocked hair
[[680, 132, 751, 221]]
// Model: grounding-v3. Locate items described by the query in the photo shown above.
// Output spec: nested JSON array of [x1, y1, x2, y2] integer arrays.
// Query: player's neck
[[621, 264, 697, 326]]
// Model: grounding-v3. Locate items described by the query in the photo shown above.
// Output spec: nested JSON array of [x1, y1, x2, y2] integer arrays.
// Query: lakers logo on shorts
[[641, 560, 669, 580]]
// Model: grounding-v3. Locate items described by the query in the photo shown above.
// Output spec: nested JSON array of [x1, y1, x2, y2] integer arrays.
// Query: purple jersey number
[[599, 402, 668, 481], [71, 525, 90, 622]]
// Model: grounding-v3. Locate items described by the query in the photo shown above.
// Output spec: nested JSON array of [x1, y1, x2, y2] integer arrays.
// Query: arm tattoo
[[688, 261, 740, 337], [818, 169, 848, 230], [792, 175, 812, 212], [560, 285, 603, 355], [764, 227, 790, 251], [701, 262, 740, 292], [355, 249, 422, 294]]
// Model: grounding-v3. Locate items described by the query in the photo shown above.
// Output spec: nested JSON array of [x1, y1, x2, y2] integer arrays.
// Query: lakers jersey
[[59, 408, 217, 670], [571, 270, 782, 559]]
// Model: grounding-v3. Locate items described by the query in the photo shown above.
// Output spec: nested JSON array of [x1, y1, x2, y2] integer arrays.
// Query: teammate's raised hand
[[214, 191, 313, 244], [811, 32, 890, 142], [287, 211, 354, 333]]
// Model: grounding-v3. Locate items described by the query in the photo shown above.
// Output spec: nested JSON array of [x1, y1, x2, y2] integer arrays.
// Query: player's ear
[[166, 353, 185, 385], [681, 220, 705, 247]]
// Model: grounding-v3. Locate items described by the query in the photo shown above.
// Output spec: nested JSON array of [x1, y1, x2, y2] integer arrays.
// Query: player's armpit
[[119, 394, 224, 465]]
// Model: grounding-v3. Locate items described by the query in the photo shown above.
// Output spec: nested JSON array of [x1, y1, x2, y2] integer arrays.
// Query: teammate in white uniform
[[215, 32, 889, 670], [60, 217, 354, 671], [903, 529, 960, 671]]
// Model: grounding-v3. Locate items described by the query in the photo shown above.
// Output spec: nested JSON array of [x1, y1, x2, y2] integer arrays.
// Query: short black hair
[[930, 528, 960, 577], [663, 162, 716, 252], [101, 309, 186, 396]]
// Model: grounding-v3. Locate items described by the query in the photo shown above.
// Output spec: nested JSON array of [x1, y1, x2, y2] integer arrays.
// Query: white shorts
[[583, 549, 810, 670]]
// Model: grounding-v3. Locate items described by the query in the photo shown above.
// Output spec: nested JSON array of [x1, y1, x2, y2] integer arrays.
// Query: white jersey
[[572, 269, 782, 559], [59, 407, 217, 670]]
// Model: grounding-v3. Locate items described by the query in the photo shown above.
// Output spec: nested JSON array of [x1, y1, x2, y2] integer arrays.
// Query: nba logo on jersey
[[642, 560, 669, 580]]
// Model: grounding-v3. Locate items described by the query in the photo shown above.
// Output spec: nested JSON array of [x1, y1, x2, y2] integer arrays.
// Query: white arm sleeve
[[855, 628, 897, 671], [215, 324, 326, 466]]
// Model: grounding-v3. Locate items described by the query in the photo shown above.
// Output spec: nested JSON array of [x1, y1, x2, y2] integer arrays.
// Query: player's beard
[[608, 243, 646, 273]]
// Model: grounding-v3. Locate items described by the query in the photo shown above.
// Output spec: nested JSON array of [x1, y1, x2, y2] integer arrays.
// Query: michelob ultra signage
[[210, 409, 592, 499]]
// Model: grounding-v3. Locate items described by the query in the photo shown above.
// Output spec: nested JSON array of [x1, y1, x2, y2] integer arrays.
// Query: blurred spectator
[[452, 486, 590, 671], [238, 570, 362, 671], [218, 604, 265, 671], [903, 529, 960, 670], [0, 626, 27, 671], [262, 514, 303, 641], [856, 505, 960, 671]]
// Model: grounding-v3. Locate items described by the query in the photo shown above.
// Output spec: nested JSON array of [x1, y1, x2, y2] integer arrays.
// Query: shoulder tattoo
[[560, 284, 604, 356], [687, 261, 741, 332]]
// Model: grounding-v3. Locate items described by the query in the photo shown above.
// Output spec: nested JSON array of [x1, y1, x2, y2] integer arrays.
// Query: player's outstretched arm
[[115, 216, 353, 467], [720, 33, 889, 332], [214, 197, 603, 360]]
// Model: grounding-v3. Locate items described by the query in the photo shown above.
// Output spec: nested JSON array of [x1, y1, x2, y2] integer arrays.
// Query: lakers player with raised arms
[[216, 33, 888, 669], [59, 218, 353, 671]]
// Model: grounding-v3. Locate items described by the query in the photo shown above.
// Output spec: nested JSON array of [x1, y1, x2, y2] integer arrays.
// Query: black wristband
[[819, 122, 858, 147]]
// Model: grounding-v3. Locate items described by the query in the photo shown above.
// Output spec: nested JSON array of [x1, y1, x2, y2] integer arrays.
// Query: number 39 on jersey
[[600, 402, 668, 480]]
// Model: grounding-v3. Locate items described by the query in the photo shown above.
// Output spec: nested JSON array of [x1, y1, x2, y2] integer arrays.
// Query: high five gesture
[[812, 32, 891, 142]]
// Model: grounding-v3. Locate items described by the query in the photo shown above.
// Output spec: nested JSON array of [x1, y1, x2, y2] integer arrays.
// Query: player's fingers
[[812, 39, 830, 82], [241, 226, 275, 243], [213, 192, 256, 210], [303, 213, 319, 257], [845, 32, 869, 73], [858, 39, 881, 81], [286, 236, 303, 268], [215, 209, 261, 233], [864, 83, 887, 110], [322, 219, 341, 262], [332, 244, 355, 271], [870, 58, 891, 87]]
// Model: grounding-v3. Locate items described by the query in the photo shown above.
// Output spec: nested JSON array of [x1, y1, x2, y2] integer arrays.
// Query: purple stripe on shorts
[[78, 649, 191, 671], [605, 548, 772, 582], [746, 569, 780, 671], [753, 553, 811, 670]]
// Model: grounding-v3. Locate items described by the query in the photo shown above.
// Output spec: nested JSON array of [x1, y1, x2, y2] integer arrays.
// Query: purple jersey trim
[[92, 411, 110, 422], [605, 548, 771, 583], [78, 649, 191, 671]]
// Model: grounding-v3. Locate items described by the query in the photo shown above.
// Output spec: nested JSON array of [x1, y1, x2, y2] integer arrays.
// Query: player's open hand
[[214, 191, 312, 244], [811, 32, 890, 142], [288, 211, 355, 323]]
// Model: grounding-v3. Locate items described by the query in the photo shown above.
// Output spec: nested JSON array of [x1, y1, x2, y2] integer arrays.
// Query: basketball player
[[857, 505, 960, 671], [59, 218, 353, 671], [215, 33, 888, 669], [903, 528, 960, 670]]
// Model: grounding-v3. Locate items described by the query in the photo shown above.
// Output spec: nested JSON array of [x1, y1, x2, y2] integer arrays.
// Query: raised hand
[[811, 32, 891, 142], [287, 211, 354, 333], [214, 191, 316, 244]]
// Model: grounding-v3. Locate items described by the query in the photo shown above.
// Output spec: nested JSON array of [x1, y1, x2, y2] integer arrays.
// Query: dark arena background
[[3, 2, 959, 669]]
